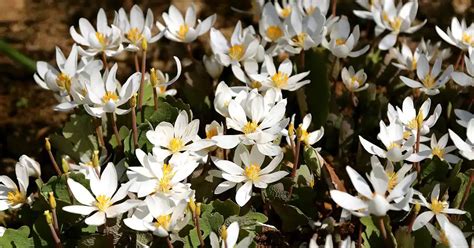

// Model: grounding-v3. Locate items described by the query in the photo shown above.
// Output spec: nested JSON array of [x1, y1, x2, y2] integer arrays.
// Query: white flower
[[341, 66, 369, 92], [418, 39, 452, 62], [353, 0, 383, 20], [146, 110, 215, 158], [259, 3, 286, 43], [309, 234, 354, 248], [372, 0, 426, 50], [298, 0, 330, 17], [203, 54, 224, 80], [205, 121, 225, 147], [370, 156, 413, 193], [283, 8, 325, 53], [148, 56, 182, 95], [297, 114, 324, 146], [426, 218, 469, 248], [322, 16, 370, 58], [396, 97, 441, 135], [330, 164, 416, 217], [233, 60, 269, 91], [213, 81, 248, 118], [455, 109, 473, 128], [0, 164, 30, 211], [452, 49, 474, 87], [359, 121, 414, 162], [83, 64, 141, 117], [157, 5, 216, 43], [436, 17, 474, 51], [133, 194, 190, 237], [127, 150, 197, 201], [210, 222, 252, 248], [212, 90, 289, 156], [210, 21, 259, 74], [274, 0, 295, 19], [400, 54, 453, 95], [260, 55, 310, 96], [409, 133, 460, 165], [412, 184, 466, 231], [16, 155, 41, 178], [114, 4, 163, 52], [213, 145, 288, 206], [63, 163, 139, 226], [70, 9, 123, 57], [449, 119, 474, 160], [390, 42, 421, 71]]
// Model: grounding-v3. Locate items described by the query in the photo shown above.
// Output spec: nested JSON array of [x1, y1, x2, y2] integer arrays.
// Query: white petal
[[235, 181, 253, 206]]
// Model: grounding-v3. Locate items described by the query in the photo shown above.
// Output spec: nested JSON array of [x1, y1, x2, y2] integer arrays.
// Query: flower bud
[[288, 123, 295, 137], [188, 198, 196, 213], [92, 150, 100, 168], [45, 138, 51, 151], [150, 68, 159, 87], [141, 38, 148, 51], [61, 157, 69, 173], [203, 55, 223, 80], [414, 202, 421, 214], [220, 225, 228, 240], [130, 93, 137, 108], [49, 192, 56, 209], [44, 210, 53, 225], [196, 203, 201, 217]]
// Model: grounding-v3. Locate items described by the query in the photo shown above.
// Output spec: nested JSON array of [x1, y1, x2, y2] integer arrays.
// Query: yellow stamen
[[206, 127, 219, 139], [7, 190, 25, 205], [281, 6, 292, 18], [154, 214, 171, 229], [102, 91, 119, 103], [430, 199, 447, 214], [439, 230, 450, 246], [292, 33, 307, 48], [158, 86, 167, 94], [432, 146, 445, 159], [422, 74, 435, 89], [95, 195, 112, 212], [168, 138, 184, 153], [229, 44, 245, 61], [407, 112, 424, 130], [95, 32, 108, 48], [271, 71, 289, 88], [462, 32, 474, 45], [411, 59, 417, 70], [244, 164, 261, 181], [220, 225, 228, 240], [386, 172, 398, 191], [249, 80, 262, 89], [306, 6, 316, 15], [56, 73, 72, 93], [126, 27, 143, 44], [266, 26, 283, 42], [298, 125, 309, 144], [178, 24, 189, 41], [335, 38, 346, 46], [309, 178, 315, 188], [156, 164, 175, 193], [387, 142, 400, 150], [242, 121, 258, 134], [389, 17, 402, 32]]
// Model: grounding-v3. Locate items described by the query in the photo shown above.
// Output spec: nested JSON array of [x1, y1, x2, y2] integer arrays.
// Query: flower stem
[[153, 87, 159, 111], [48, 223, 63, 248], [460, 170, 474, 210], [101, 52, 108, 71], [45, 138, 62, 176], [288, 139, 302, 198], [455, 50, 465, 71], [138, 50, 147, 111], [51, 208, 59, 234], [130, 94, 139, 148], [110, 113, 122, 148], [377, 216, 387, 240], [134, 53, 140, 73], [94, 118, 106, 148], [166, 237, 173, 248], [331, 0, 337, 16], [414, 125, 421, 174], [192, 210, 205, 247]]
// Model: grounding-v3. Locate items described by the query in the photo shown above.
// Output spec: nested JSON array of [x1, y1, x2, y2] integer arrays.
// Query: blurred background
[[0, 0, 472, 175]]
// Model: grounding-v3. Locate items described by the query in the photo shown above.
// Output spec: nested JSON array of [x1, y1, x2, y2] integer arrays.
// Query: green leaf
[[265, 183, 290, 202], [303, 145, 322, 178], [395, 227, 415, 248], [360, 216, 383, 247], [413, 227, 432, 248], [420, 158, 450, 182], [271, 202, 309, 232], [212, 199, 240, 219], [0, 226, 34, 248], [62, 114, 98, 153], [304, 49, 330, 128], [201, 212, 224, 234]]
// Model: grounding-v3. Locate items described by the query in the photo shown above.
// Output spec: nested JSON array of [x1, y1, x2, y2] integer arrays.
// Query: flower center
[[154, 214, 171, 229], [206, 127, 219, 139], [462, 32, 474, 45], [95, 32, 108, 48], [439, 230, 450, 246], [244, 164, 261, 181], [422, 74, 435, 89], [292, 33, 307, 47], [335, 38, 346, 46], [298, 125, 309, 144], [250, 80, 262, 89], [156, 164, 175, 193], [56, 73, 72, 93], [242, 121, 258, 134], [306, 6, 316, 15], [271, 71, 289, 88], [178, 24, 189, 41], [7, 190, 25, 205], [431, 199, 447, 214], [126, 27, 143, 44], [266, 26, 283, 42], [102, 91, 119, 103], [431, 146, 445, 159], [168, 138, 184, 153], [387, 142, 400, 150], [350, 76, 363, 90], [281, 6, 292, 18], [411, 59, 417, 70], [387, 172, 398, 191], [158, 86, 167, 94], [389, 17, 402, 32], [407, 112, 424, 130], [228, 44, 245, 61], [95, 194, 112, 212]]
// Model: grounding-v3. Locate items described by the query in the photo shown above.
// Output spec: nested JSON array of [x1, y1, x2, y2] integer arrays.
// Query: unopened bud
[[49, 192, 56, 209], [196, 203, 201, 216], [414, 202, 421, 214], [288, 123, 295, 137], [141, 38, 148, 51], [220, 225, 228, 240], [296, 124, 304, 140], [61, 158, 70, 173], [44, 210, 53, 225], [150, 68, 158, 87], [188, 198, 196, 212], [130, 93, 137, 108], [92, 150, 100, 168], [45, 138, 51, 151]]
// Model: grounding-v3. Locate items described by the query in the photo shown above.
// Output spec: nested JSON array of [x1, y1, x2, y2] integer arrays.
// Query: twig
[[138, 50, 147, 111], [94, 118, 106, 148], [45, 138, 62, 176]]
